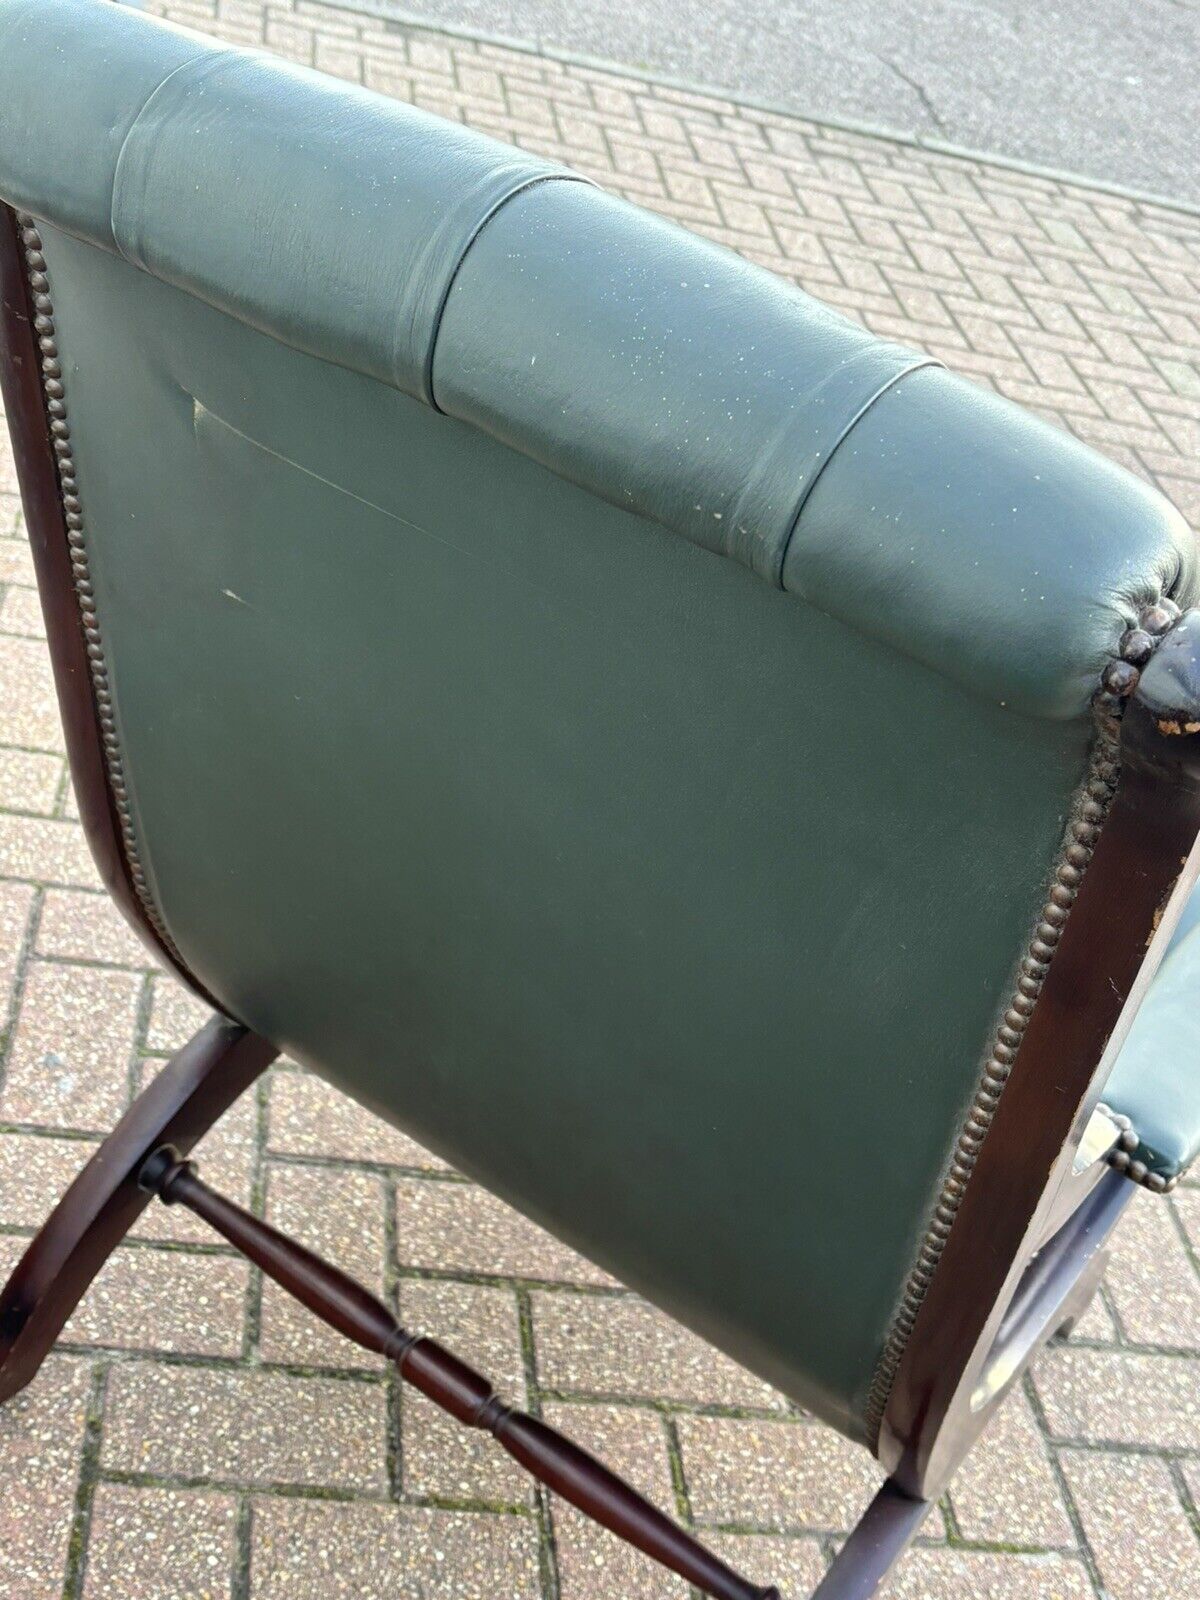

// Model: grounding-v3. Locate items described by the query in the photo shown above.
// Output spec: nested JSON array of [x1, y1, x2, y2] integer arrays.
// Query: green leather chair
[[1, 3, 1198, 1595]]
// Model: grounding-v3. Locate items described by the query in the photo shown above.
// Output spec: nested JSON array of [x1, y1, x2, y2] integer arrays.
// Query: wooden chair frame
[[3, 199, 1198, 1599]]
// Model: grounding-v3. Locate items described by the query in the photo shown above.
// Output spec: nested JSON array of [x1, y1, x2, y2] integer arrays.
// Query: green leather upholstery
[[1, 0, 1196, 1448], [1104, 886, 1200, 1184]]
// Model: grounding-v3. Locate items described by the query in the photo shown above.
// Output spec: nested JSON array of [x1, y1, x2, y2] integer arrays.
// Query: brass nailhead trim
[[863, 598, 1180, 1450], [16, 215, 187, 969], [1095, 1103, 1177, 1194]]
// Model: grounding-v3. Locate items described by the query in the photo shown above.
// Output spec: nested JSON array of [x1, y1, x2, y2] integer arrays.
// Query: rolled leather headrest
[[0, 0, 1194, 717]]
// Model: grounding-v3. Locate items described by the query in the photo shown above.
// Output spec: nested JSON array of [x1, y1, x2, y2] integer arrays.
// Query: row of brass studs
[[16, 214, 186, 968], [1097, 597, 1182, 713], [1096, 1102, 1177, 1194], [864, 597, 1181, 1447]]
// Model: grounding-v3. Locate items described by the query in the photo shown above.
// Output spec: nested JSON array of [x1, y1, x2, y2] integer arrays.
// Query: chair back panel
[[32, 222, 1093, 1441], [3, 0, 1195, 1449]]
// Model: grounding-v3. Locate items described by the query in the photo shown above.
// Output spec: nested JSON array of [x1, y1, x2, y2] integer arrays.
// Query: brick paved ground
[[2, 2, 1199, 1596]]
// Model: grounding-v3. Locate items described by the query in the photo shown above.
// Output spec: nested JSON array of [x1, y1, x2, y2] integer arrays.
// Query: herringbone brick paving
[[1, 2, 1198, 1594]]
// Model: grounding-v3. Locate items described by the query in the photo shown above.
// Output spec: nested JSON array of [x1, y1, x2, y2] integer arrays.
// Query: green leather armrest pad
[[1, 0, 1195, 718], [1104, 885, 1200, 1182]]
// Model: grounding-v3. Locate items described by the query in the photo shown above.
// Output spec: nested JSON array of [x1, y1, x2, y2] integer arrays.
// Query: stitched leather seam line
[[771, 355, 942, 588], [424, 171, 594, 415], [109, 45, 225, 266]]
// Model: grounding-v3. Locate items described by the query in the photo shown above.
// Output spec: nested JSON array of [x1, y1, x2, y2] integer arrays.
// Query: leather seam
[[772, 355, 942, 589], [424, 171, 594, 415], [109, 45, 225, 267]]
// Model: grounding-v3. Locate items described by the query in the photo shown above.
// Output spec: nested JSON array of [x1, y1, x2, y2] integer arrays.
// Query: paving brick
[[883, 1547, 1093, 1598], [260, 1162, 386, 1367], [0, 435, 16, 499], [0, 636, 61, 751], [0, 745, 61, 814], [0, 812, 99, 886], [0, 960, 142, 1131], [544, 1402, 682, 1598], [83, 1483, 238, 1600], [949, 1387, 1074, 1548], [456, 63, 504, 105], [708, 1533, 827, 1598], [0, 876, 34, 1023], [314, 38, 363, 81], [0, 1355, 91, 1600], [217, 0, 268, 31], [294, 0, 358, 32], [64, 1244, 249, 1358], [1065, 1282, 1121, 1343], [267, 1067, 447, 1168], [408, 36, 454, 75], [1157, 358, 1200, 399], [0, 1225, 25, 1286], [400, 1279, 529, 1505], [531, 1289, 785, 1411], [250, 1497, 543, 1599], [394, 1175, 615, 1286], [263, 18, 314, 65], [678, 1415, 883, 1535], [0, 541, 34, 586], [362, 57, 413, 98], [103, 1362, 389, 1492], [1060, 1449, 1200, 1599], [1106, 1192, 1200, 1350], [0, 583, 45, 638], [1170, 1185, 1200, 1255], [0, 1129, 98, 1227], [145, 973, 218, 1053], [36, 887, 154, 969], [1034, 1346, 1200, 1450]]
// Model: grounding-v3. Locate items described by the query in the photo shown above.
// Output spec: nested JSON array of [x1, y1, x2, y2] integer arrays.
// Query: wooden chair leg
[[139, 1148, 781, 1600], [805, 1168, 1131, 1597], [0, 1015, 276, 1403], [810, 1481, 933, 1599], [1, 1026, 1120, 1600]]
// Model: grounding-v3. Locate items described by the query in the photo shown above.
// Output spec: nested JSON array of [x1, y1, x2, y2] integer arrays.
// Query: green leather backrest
[[2, 0, 1195, 1446]]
